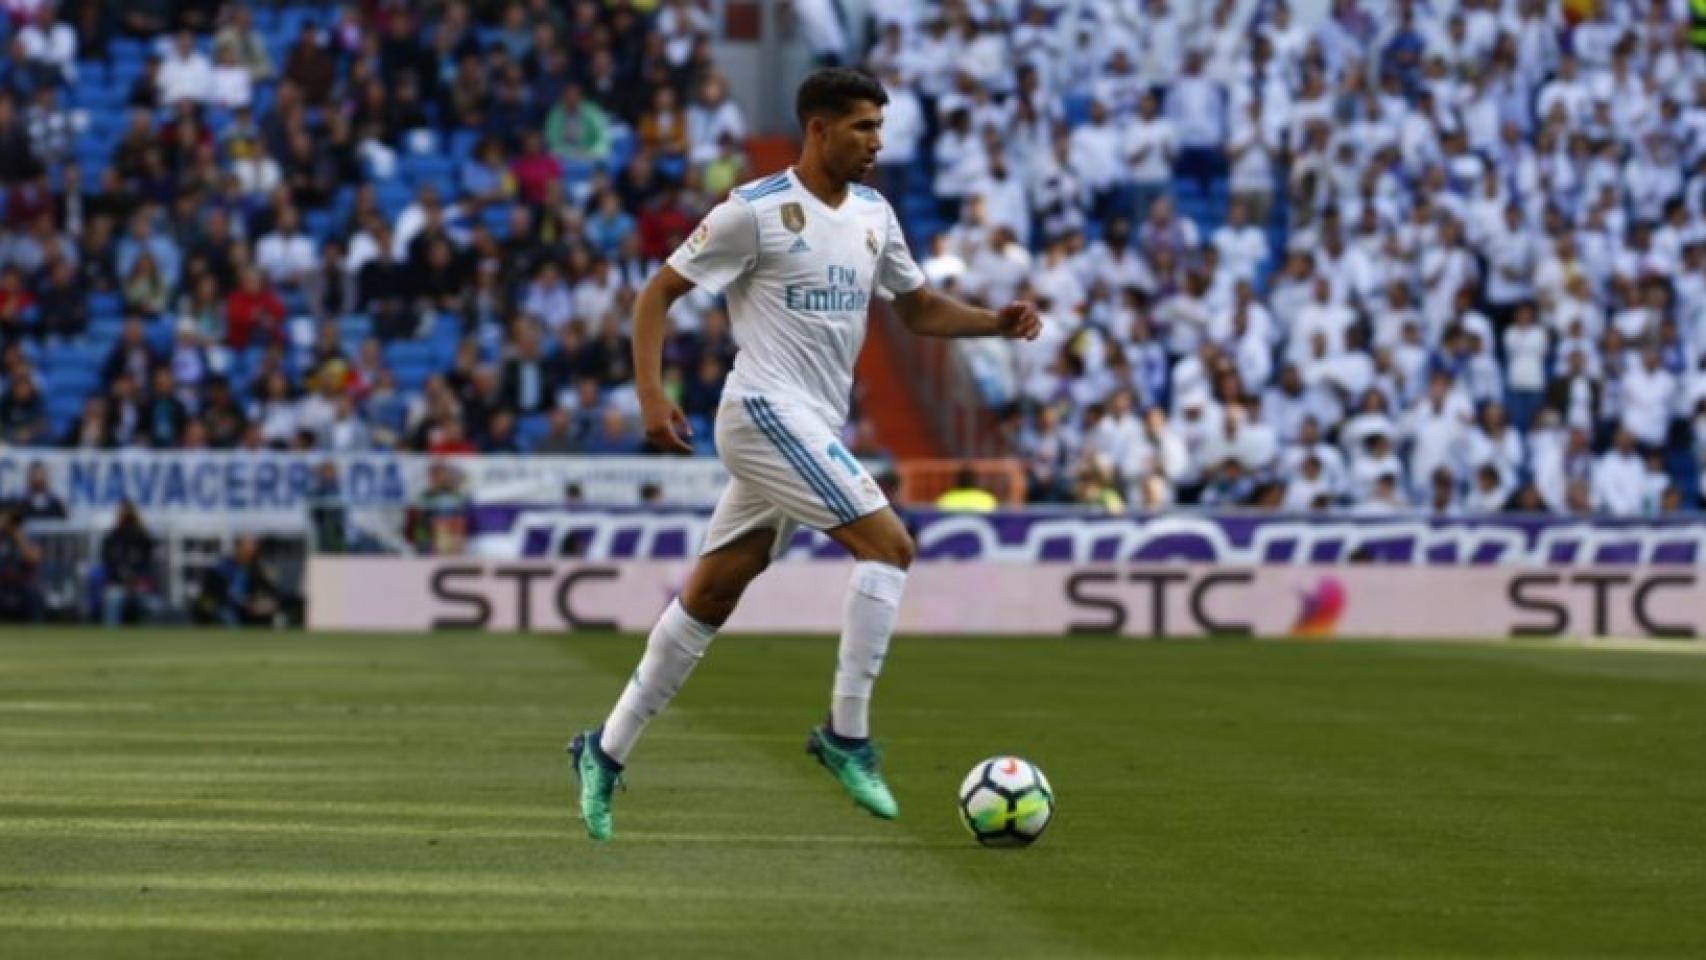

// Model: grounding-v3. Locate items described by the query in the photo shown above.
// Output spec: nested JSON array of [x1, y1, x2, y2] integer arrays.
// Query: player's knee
[[679, 583, 736, 626], [681, 563, 765, 625], [867, 532, 914, 570]]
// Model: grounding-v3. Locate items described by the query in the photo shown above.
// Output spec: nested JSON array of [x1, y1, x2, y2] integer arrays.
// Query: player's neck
[[792, 159, 848, 210]]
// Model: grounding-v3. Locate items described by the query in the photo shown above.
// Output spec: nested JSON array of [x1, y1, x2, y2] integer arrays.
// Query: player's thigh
[[688, 475, 793, 622], [682, 525, 777, 623], [700, 471, 798, 561], [718, 394, 889, 535]]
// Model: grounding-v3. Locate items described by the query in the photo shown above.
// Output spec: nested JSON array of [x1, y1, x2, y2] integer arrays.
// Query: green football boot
[[806, 724, 899, 820], [567, 729, 623, 841]]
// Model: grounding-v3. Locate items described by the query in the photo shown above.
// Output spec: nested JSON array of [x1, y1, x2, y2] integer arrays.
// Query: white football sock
[[831, 561, 909, 739], [599, 599, 718, 764]]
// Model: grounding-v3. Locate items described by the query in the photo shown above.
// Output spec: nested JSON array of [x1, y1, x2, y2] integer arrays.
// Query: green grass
[[2, 631, 1705, 958]]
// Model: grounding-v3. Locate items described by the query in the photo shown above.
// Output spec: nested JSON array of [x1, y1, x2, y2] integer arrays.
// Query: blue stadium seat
[[448, 129, 481, 162], [516, 413, 551, 450], [423, 173, 456, 201], [480, 204, 514, 237], [49, 393, 85, 420], [341, 313, 374, 339], [144, 320, 175, 353], [303, 209, 335, 243], [88, 317, 125, 343], [87, 292, 122, 320], [330, 185, 357, 222], [1062, 93, 1092, 129], [392, 362, 433, 391], [205, 107, 233, 137], [46, 367, 100, 399], [109, 38, 145, 61], [384, 340, 434, 367], [561, 157, 597, 184], [375, 181, 412, 219], [655, 155, 686, 182]]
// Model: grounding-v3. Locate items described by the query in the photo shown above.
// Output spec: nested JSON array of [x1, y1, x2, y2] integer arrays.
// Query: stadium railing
[[893, 459, 1027, 507]]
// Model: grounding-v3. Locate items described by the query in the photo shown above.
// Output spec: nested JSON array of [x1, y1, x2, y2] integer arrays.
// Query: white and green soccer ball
[[958, 756, 1054, 847]]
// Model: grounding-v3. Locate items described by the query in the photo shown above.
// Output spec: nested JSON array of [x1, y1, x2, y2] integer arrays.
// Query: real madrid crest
[[865, 228, 879, 256], [781, 203, 806, 233]]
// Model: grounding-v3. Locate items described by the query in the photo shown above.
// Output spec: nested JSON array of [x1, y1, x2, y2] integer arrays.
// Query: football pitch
[[2, 630, 1704, 958]]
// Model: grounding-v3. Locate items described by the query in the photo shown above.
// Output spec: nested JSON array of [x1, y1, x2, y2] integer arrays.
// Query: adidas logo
[[789, 236, 812, 254]]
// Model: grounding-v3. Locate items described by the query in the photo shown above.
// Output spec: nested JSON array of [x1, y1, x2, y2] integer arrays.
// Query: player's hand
[[996, 301, 1043, 341], [641, 394, 695, 455]]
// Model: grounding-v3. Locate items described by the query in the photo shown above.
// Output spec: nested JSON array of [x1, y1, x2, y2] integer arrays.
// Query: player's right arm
[[633, 264, 698, 454], [635, 199, 759, 455]]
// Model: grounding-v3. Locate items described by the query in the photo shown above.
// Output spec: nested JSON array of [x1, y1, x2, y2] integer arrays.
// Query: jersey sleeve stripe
[[744, 398, 856, 524], [734, 172, 791, 201], [735, 182, 791, 203]]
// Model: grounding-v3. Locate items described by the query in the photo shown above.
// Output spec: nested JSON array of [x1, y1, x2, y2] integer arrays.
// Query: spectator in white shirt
[[1287, 278, 1353, 366], [255, 206, 317, 290], [1620, 347, 1677, 449], [1069, 98, 1123, 221], [157, 30, 213, 105], [1165, 51, 1226, 193], [1211, 198, 1269, 283], [521, 262, 574, 332], [1350, 434, 1408, 505], [207, 41, 254, 110], [1226, 96, 1278, 225], [1281, 451, 1336, 511], [872, 68, 924, 203], [1461, 463, 1512, 514], [1123, 90, 1176, 224], [976, 156, 1031, 249], [1483, 203, 1537, 328], [16, 4, 76, 86], [920, 234, 966, 289], [685, 75, 746, 167], [791, 0, 848, 66], [931, 107, 986, 221], [1403, 371, 1473, 497], [1465, 401, 1526, 489], [1591, 428, 1646, 515], [1502, 302, 1550, 431]]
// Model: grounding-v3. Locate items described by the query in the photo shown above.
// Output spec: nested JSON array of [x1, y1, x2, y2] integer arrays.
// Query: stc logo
[[1290, 577, 1346, 637]]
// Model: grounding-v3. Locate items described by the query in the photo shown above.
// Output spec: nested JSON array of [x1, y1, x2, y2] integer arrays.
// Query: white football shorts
[[700, 393, 889, 558]]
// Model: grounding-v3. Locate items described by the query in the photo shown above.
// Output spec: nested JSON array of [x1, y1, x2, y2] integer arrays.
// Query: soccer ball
[[958, 756, 1054, 847]]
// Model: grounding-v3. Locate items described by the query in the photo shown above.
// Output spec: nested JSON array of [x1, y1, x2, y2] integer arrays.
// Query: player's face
[[816, 100, 884, 184]]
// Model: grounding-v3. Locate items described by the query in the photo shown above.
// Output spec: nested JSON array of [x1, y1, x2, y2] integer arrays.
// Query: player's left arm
[[876, 204, 1040, 341], [890, 286, 1042, 341]]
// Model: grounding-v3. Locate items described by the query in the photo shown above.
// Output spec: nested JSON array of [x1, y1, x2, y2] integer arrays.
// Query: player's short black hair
[[795, 68, 888, 128]]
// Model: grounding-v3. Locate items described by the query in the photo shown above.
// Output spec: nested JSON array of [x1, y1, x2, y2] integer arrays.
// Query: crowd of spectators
[[0, 0, 762, 460], [4, 0, 1706, 520], [0, 464, 306, 624], [862, 0, 1706, 516]]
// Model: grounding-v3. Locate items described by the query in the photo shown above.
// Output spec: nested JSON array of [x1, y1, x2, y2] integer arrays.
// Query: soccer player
[[567, 69, 1041, 840]]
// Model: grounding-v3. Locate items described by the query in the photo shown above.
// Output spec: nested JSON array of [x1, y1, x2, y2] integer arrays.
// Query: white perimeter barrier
[[307, 559, 1706, 642]]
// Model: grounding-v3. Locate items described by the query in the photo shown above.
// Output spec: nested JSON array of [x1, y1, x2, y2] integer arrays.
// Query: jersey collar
[[788, 167, 853, 220]]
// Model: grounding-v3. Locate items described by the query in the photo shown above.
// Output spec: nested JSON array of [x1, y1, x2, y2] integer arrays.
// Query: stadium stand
[[0, 0, 746, 463], [864, 0, 1706, 516], [0, 0, 1704, 522]]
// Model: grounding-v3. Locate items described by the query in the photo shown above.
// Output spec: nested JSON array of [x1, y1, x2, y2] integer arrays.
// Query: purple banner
[[464, 508, 1706, 566]]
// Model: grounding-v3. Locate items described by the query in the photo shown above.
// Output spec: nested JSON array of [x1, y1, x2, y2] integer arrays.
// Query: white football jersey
[[667, 167, 926, 426]]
